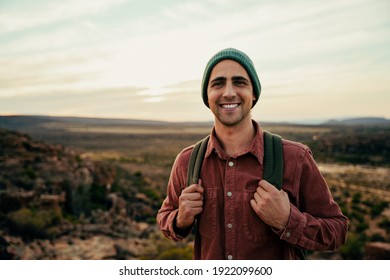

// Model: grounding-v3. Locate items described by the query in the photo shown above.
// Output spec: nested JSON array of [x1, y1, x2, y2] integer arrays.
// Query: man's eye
[[234, 80, 246, 86], [211, 81, 223, 87]]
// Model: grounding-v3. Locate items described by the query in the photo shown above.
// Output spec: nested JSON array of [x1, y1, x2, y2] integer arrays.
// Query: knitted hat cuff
[[201, 48, 261, 108]]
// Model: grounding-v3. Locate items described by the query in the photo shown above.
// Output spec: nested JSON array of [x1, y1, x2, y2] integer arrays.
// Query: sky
[[0, 0, 389, 123]]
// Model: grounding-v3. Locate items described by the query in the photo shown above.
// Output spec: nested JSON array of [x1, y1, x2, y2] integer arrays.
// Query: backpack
[[186, 130, 307, 259], [187, 130, 283, 188]]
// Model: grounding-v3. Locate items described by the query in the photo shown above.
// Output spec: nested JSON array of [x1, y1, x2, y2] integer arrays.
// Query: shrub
[[368, 233, 385, 242], [352, 192, 362, 204], [339, 232, 364, 260], [89, 183, 109, 211], [342, 189, 351, 197], [141, 188, 161, 204], [140, 231, 194, 260], [349, 211, 365, 223], [156, 246, 193, 260], [371, 201, 389, 218], [7, 207, 62, 239], [24, 166, 37, 180], [378, 217, 390, 234], [355, 221, 369, 233]]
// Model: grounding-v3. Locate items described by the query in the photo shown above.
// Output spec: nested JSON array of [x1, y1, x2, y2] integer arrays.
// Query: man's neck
[[214, 117, 256, 157]]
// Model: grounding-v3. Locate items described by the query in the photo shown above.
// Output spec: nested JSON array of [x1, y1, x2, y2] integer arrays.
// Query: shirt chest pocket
[[197, 188, 217, 238], [243, 190, 274, 244]]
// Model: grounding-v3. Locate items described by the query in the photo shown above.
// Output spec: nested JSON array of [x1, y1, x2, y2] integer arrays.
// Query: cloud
[[0, 0, 128, 34], [0, 0, 389, 121]]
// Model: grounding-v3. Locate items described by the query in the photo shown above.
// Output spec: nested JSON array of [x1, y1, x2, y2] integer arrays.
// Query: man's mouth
[[220, 103, 239, 109]]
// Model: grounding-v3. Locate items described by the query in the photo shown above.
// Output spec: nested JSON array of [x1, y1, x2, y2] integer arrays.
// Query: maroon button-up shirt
[[157, 121, 348, 259]]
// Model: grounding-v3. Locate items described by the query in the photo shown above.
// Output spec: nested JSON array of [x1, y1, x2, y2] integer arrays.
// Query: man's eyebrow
[[232, 76, 249, 81], [209, 76, 226, 83]]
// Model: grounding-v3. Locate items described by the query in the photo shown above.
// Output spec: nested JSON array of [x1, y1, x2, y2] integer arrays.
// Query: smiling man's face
[[207, 59, 255, 127]]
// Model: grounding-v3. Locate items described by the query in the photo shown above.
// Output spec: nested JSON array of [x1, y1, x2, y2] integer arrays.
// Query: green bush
[[156, 246, 193, 260], [355, 221, 369, 233], [140, 232, 194, 260], [342, 189, 351, 197], [371, 201, 389, 218], [133, 171, 146, 187], [352, 192, 362, 204], [349, 211, 365, 223], [368, 233, 385, 242], [362, 199, 374, 208], [24, 166, 37, 179], [378, 217, 390, 234], [339, 232, 364, 260], [141, 188, 161, 203], [89, 184, 109, 211], [7, 207, 62, 239]]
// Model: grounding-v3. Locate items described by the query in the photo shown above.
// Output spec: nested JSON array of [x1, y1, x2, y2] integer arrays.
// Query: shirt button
[[227, 255, 233, 260], [228, 161, 234, 167], [227, 191, 232, 197], [285, 232, 291, 238], [227, 223, 233, 229]]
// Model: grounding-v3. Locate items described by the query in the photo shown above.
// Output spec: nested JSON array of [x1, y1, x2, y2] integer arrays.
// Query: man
[[157, 48, 348, 260]]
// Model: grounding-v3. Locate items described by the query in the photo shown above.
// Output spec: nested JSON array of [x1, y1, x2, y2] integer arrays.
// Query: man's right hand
[[175, 179, 204, 230]]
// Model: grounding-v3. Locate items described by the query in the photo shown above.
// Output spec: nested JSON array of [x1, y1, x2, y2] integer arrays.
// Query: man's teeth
[[222, 104, 239, 109]]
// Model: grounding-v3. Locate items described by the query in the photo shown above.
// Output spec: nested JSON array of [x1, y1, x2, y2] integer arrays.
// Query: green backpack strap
[[187, 131, 284, 189], [186, 131, 307, 259], [187, 135, 210, 186], [263, 131, 283, 190]]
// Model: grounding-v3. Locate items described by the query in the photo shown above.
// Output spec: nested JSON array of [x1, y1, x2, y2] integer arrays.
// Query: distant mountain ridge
[[323, 117, 390, 126], [0, 115, 389, 129], [0, 115, 213, 128]]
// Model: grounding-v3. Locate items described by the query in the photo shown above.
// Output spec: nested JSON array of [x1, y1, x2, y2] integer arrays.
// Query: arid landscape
[[1, 115, 389, 260]]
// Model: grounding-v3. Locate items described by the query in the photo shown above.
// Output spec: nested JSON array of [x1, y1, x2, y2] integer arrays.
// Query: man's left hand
[[250, 180, 291, 230]]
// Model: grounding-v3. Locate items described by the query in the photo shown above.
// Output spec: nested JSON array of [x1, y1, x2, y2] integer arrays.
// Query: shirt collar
[[205, 120, 264, 164]]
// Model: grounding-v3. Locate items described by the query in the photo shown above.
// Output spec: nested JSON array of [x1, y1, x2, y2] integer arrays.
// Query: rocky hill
[[0, 128, 169, 260], [1, 124, 389, 260]]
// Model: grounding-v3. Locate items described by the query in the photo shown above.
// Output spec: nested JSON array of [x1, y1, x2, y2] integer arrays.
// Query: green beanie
[[201, 48, 261, 108]]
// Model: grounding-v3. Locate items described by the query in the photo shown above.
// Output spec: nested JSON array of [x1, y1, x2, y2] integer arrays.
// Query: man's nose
[[223, 82, 236, 98]]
